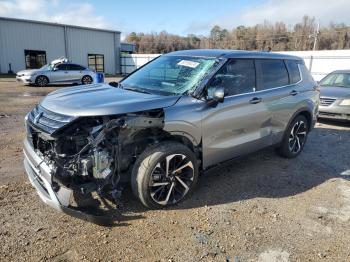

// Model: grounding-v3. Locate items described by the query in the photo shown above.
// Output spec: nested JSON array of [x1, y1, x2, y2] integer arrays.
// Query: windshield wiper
[[123, 86, 152, 94]]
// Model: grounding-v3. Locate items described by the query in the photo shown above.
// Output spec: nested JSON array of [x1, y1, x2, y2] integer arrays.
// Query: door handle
[[249, 97, 262, 104], [64, 71, 68, 74], [290, 90, 299, 96]]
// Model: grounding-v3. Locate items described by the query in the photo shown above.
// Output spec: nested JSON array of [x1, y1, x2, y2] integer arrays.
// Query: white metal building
[[0, 17, 121, 74]]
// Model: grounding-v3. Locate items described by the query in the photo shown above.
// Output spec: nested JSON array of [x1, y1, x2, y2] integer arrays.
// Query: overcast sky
[[1, 0, 350, 37]]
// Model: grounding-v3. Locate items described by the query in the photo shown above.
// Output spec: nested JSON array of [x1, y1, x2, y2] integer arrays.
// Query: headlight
[[339, 99, 350, 106]]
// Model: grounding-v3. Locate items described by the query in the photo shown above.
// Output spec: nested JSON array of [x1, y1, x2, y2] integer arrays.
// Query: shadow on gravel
[[70, 122, 350, 226], [177, 123, 350, 210]]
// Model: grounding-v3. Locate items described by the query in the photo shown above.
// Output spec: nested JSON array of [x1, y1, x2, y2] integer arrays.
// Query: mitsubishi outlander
[[23, 50, 319, 218]]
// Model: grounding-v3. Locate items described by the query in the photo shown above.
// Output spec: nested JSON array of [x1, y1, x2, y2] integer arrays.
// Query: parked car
[[23, 50, 319, 220], [16, 58, 96, 86], [318, 70, 350, 121]]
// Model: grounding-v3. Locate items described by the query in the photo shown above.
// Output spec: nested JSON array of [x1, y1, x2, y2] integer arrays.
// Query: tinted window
[[55, 64, 67, 70], [66, 64, 85, 70], [285, 60, 301, 84], [257, 59, 289, 90], [208, 59, 256, 96]]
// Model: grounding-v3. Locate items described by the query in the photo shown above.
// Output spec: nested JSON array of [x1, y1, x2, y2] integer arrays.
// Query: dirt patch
[[1, 78, 350, 261]]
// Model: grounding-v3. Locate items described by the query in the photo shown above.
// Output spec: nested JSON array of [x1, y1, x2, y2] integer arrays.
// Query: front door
[[202, 59, 273, 168], [50, 64, 69, 83]]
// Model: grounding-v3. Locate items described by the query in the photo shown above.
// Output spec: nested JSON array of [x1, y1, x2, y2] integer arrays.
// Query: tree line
[[125, 16, 350, 53]]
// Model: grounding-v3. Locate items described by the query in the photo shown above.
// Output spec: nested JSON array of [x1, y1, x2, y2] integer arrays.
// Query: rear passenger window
[[299, 64, 315, 83], [285, 60, 301, 84], [257, 59, 289, 90], [208, 59, 255, 96], [67, 64, 86, 70]]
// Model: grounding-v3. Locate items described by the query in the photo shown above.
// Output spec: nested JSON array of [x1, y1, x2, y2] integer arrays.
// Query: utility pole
[[311, 22, 320, 51]]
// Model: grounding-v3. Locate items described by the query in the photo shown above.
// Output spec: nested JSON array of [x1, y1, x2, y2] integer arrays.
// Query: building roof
[[166, 49, 302, 60], [0, 16, 121, 34]]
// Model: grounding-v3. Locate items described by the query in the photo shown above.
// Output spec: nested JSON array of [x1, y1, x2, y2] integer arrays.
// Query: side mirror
[[213, 87, 225, 103], [53, 67, 58, 71], [207, 87, 225, 106], [109, 81, 118, 87]]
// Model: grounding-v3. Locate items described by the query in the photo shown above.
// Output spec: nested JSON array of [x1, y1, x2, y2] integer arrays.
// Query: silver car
[[16, 62, 96, 86], [318, 70, 350, 121], [23, 50, 319, 220]]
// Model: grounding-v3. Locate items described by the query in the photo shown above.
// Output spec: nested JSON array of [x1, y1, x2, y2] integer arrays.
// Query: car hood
[[40, 83, 181, 116], [17, 69, 43, 75], [320, 86, 350, 99]]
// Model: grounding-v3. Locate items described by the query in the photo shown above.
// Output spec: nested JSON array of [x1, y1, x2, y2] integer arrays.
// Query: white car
[[16, 60, 96, 86]]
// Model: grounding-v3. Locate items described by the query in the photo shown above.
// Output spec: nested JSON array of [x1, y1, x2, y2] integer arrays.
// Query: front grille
[[28, 105, 75, 134], [320, 97, 336, 107]]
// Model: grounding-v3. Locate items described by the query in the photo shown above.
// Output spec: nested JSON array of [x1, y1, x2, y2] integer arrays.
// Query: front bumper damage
[[23, 104, 166, 224], [23, 138, 116, 225]]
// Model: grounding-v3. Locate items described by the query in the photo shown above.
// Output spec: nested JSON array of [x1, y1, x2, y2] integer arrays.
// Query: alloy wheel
[[36, 76, 48, 86], [82, 76, 93, 85], [288, 120, 307, 154], [149, 154, 195, 206]]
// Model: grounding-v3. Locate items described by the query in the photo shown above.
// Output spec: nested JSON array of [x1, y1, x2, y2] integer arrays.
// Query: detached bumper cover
[[23, 138, 116, 225], [23, 138, 72, 211]]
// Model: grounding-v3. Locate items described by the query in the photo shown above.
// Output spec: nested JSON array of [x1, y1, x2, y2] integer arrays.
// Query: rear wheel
[[35, 75, 49, 87], [82, 75, 93, 85], [277, 115, 309, 158], [131, 142, 199, 209]]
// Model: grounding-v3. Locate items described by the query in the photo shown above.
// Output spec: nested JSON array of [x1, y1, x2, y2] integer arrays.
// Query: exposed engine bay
[[26, 107, 166, 209]]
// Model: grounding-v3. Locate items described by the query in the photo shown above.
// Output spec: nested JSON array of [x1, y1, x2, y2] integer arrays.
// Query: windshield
[[40, 64, 53, 70], [121, 55, 218, 95], [320, 73, 350, 88]]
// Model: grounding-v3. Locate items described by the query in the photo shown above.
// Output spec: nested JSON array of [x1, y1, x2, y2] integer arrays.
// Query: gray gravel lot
[[0, 78, 350, 261]]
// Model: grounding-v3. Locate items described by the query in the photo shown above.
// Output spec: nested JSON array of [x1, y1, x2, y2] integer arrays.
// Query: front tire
[[35, 75, 49, 87], [131, 141, 199, 209], [277, 115, 309, 158]]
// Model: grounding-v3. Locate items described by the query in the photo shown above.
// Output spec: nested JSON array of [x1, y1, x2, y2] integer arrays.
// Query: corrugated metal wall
[[0, 19, 66, 73], [66, 27, 119, 74], [0, 18, 121, 74]]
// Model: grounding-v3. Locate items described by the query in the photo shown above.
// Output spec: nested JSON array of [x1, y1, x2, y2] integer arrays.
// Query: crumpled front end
[[23, 105, 165, 222]]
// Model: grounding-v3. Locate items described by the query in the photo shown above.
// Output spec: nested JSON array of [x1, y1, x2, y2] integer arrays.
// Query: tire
[[131, 141, 199, 209], [82, 75, 93, 85], [277, 115, 309, 158], [35, 75, 49, 87]]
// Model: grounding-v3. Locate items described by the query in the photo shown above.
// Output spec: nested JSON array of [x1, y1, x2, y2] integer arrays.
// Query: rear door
[[202, 59, 273, 168], [255, 59, 301, 143], [65, 64, 85, 82]]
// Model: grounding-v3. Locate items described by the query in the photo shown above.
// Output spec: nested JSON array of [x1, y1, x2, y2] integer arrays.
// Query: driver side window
[[209, 59, 256, 96], [55, 64, 67, 71]]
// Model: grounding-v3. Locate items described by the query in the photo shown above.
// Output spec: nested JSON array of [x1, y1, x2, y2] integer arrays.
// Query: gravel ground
[[0, 79, 350, 262]]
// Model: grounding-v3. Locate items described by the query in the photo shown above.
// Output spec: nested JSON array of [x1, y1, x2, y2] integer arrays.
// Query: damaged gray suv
[[23, 50, 319, 218]]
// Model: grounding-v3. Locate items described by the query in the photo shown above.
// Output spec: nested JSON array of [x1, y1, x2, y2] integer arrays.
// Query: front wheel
[[131, 142, 199, 209], [277, 115, 309, 158], [35, 75, 49, 87]]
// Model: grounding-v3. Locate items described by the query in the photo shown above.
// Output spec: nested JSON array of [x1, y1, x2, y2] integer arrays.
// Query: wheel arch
[[287, 107, 313, 132], [35, 75, 49, 84]]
